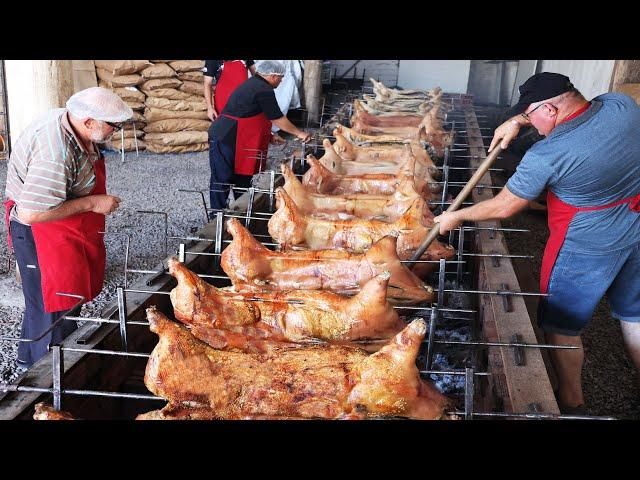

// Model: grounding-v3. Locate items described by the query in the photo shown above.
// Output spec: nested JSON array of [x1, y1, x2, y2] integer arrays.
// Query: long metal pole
[[406, 145, 503, 269]]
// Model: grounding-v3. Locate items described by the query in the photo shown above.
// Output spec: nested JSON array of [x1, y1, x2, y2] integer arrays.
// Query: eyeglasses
[[104, 121, 125, 131], [521, 103, 557, 121]]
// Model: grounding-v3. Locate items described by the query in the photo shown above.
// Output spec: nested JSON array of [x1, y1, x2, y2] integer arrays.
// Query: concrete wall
[[537, 60, 616, 100], [327, 60, 399, 86], [397, 60, 471, 93], [5, 60, 96, 147]]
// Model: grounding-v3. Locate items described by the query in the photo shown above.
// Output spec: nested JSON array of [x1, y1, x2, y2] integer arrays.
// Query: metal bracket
[[117, 287, 128, 352], [498, 283, 513, 312], [51, 345, 63, 411], [437, 258, 446, 307], [491, 250, 501, 268], [464, 367, 475, 420], [512, 334, 525, 366], [426, 307, 438, 370], [214, 211, 224, 270]]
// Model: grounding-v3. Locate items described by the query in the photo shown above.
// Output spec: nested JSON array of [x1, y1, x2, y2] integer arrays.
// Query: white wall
[[536, 60, 615, 100], [5, 60, 96, 147], [327, 60, 399, 86], [397, 60, 471, 93], [5, 61, 37, 148]]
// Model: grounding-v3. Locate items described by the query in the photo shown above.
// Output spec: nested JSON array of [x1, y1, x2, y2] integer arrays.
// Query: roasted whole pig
[[268, 188, 455, 265], [370, 78, 441, 100], [169, 257, 406, 345], [351, 99, 425, 127], [141, 307, 452, 420], [282, 162, 424, 221], [33, 403, 76, 420], [221, 217, 433, 304], [303, 155, 405, 195], [322, 138, 439, 182], [333, 123, 422, 144]]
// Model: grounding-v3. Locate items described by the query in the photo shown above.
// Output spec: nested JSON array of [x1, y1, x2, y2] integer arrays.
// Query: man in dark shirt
[[208, 60, 311, 211], [203, 60, 257, 121]]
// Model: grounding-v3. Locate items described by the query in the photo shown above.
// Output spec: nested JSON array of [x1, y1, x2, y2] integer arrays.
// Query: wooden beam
[[303, 60, 323, 125], [609, 60, 640, 92]]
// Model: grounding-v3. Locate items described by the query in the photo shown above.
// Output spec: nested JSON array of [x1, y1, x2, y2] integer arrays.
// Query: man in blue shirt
[[434, 72, 640, 414]]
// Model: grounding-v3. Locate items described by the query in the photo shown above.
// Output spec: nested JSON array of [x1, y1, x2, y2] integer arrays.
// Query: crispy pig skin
[[169, 258, 405, 345], [33, 402, 75, 420], [142, 308, 452, 420], [221, 218, 432, 304]]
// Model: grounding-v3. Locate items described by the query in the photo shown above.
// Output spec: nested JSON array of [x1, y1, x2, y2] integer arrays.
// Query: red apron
[[221, 112, 272, 175], [540, 191, 640, 293], [214, 60, 249, 116], [4, 156, 107, 312]]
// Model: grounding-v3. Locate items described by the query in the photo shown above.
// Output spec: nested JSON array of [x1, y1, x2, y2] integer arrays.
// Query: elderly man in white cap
[[3, 87, 132, 367], [207, 60, 312, 212]]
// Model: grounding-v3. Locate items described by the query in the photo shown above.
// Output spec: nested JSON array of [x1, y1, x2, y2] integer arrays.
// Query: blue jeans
[[538, 242, 640, 336], [10, 220, 77, 367], [208, 138, 253, 213], [208, 138, 235, 211]]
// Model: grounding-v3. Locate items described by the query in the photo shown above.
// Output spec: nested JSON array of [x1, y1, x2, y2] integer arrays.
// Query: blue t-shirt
[[506, 93, 640, 253]]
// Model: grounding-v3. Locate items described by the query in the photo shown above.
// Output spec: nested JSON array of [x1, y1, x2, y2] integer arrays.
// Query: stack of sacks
[[142, 60, 210, 153], [95, 60, 150, 152]]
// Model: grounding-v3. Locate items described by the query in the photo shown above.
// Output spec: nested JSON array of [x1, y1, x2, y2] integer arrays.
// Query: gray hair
[[255, 60, 285, 76], [66, 87, 133, 122]]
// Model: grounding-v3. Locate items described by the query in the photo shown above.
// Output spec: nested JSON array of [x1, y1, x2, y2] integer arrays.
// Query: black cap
[[507, 72, 575, 117]]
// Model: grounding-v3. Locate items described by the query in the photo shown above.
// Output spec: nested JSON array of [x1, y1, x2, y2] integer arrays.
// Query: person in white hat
[[3, 87, 132, 367]]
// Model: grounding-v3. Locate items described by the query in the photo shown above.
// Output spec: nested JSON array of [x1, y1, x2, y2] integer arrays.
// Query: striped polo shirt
[[4, 108, 101, 223]]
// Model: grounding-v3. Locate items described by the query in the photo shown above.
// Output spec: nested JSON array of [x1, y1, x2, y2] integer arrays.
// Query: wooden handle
[[406, 145, 504, 269]]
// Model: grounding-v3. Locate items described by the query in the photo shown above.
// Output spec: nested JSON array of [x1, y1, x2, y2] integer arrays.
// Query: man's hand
[[207, 107, 218, 122], [297, 131, 312, 143], [433, 211, 463, 235], [270, 134, 286, 145], [488, 116, 527, 152], [90, 195, 121, 215]]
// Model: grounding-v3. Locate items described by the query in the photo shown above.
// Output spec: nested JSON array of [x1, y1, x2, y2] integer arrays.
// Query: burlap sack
[[179, 81, 205, 96], [144, 96, 207, 112], [109, 86, 145, 103], [104, 138, 146, 152], [125, 100, 146, 111], [141, 78, 183, 91], [146, 142, 208, 154], [144, 119, 211, 133], [144, 107, 209, 122], [131, 111, 146, 123], [144, 131, 208, 146], [114, 128, 144, 139], [96, 68, 143, 87], [142, 88, 203, 102], [95, 60, 150, 75], [140, 63, 177, 79], [168, 60, 204, 73], [177, 71, 204, 82]]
